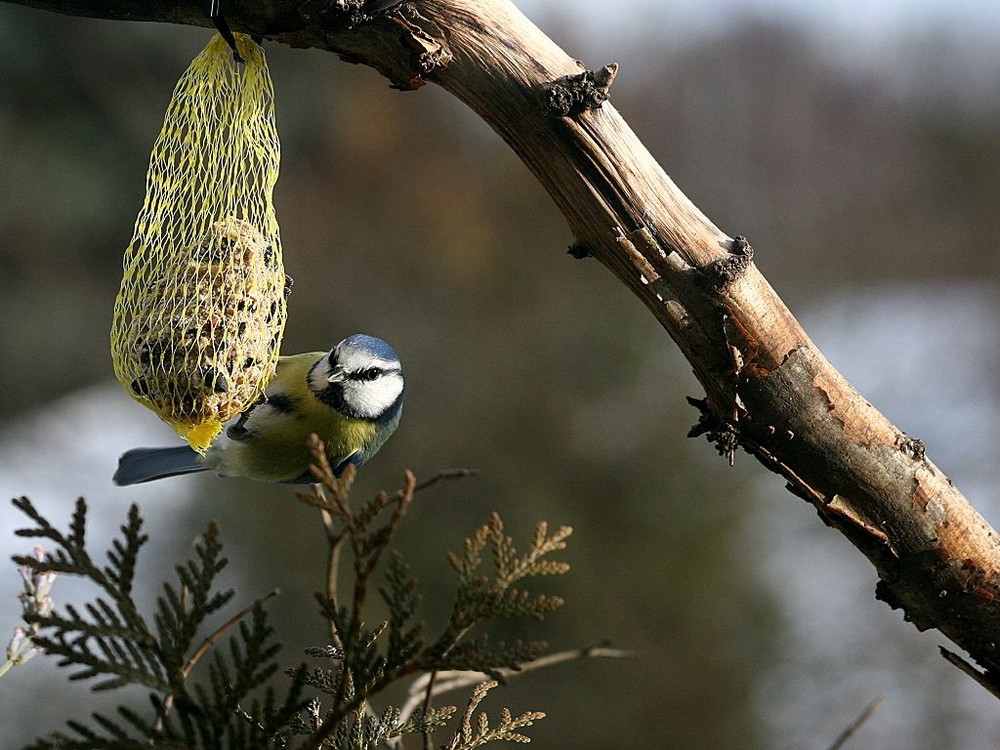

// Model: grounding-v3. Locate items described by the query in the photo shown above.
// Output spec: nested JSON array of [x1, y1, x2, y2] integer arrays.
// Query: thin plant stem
[[826, 696, 886, 750], [154, 588, 280, 732]]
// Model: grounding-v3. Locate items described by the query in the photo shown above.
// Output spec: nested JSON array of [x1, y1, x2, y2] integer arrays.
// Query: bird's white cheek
[[345, 374, 403, 418]]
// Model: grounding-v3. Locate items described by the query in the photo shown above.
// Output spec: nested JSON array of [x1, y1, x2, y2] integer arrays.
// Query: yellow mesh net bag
[[111, 33, 287, 453]]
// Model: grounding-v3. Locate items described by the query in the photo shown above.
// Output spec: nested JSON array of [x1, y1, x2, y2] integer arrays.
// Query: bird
[[113, 334, 404, 485]]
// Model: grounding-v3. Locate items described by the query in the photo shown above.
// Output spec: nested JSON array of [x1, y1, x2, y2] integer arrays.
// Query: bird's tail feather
[[113, 446, 206, 486]]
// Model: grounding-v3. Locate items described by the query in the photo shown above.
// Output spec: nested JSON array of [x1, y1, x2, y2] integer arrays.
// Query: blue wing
[[114, 446, 205, 485]]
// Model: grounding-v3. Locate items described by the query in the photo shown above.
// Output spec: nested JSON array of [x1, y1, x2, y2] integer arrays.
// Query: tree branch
[[8, 0, 1000, 691]]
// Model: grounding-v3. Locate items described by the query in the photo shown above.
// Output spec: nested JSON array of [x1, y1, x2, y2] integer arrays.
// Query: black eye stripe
[[342, 365, 399, 382], [352, 367, 381, 381]]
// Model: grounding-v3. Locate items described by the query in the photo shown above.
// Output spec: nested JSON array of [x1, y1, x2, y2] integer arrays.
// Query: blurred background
[[1, 0, 999, 747]]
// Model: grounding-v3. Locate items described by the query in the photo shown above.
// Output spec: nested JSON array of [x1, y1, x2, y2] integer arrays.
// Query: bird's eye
[[362, 367, 382, 381]]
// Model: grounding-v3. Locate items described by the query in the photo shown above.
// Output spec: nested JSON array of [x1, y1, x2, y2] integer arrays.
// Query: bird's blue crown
[[341, 333, 400, 364]]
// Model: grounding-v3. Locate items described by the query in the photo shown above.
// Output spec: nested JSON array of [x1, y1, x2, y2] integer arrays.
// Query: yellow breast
[[205, 352, 379, 482]]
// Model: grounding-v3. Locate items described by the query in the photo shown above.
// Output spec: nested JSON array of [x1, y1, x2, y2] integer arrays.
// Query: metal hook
[[206, 0, 245, 64]]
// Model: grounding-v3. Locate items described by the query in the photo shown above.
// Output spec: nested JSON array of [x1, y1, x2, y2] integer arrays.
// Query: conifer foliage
[[11, 495, 305, 749], [7, 437, 576, 749]]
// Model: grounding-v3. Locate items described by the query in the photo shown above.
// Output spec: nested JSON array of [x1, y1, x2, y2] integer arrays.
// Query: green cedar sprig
[[290, 437, 573, 748], [10, 496, 306, 749]]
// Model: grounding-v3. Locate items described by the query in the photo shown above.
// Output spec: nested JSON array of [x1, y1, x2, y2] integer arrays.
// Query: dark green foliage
[[380, 553, 423, 672], [10, 496, 306, 750], [287, 442, 573, 747], [9, 447, 578, 749], [430, 634, 545, 675], [13, 498, 167, 693]]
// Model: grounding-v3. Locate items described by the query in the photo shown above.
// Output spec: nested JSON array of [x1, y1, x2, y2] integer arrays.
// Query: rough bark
[[8, 0, 1000, 693]]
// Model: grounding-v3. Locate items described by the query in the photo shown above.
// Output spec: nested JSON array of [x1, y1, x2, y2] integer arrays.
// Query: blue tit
[[113, 334, 404, 485]]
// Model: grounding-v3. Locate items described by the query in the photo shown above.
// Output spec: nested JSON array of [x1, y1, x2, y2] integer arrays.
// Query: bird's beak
[[327, 366, 347, 384]]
